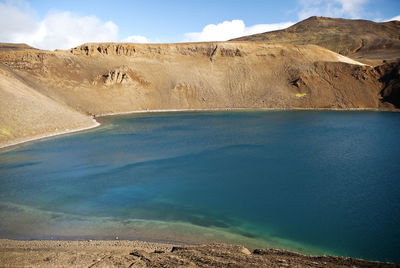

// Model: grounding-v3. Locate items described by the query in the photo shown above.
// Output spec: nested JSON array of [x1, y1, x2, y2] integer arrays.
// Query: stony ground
[[0, 239, 397, 267]]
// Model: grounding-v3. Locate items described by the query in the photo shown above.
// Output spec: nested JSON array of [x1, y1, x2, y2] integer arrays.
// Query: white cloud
[[184, 20, 294, 42], [387, 15, 400, 21], [298, 0, 369, 20], [0, 1, 38, 42], [122, 35, 149, 43], [0, 2, 119, 50], [375, 15, 400, 22]]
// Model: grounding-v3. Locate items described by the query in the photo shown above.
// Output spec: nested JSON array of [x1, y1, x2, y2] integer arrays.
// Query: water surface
[[0, 111, 399, 263]]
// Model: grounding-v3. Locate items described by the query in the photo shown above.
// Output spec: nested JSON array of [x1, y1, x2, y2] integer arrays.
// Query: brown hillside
[[0, 43, 37, 51], [232, 16, 400, 62], [0, 41, 398, 148]]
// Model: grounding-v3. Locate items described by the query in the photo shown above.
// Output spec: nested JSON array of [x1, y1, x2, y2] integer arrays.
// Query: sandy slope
[[0, 63, 98, 148]]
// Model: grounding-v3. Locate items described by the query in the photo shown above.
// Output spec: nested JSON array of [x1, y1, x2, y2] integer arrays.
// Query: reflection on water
[[0, 111, 400, 263]]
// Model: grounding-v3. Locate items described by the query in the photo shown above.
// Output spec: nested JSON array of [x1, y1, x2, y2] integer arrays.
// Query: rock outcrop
[[94, 67, 130, 86], [92, 66, 151, 87], [376, 59, 400, 107]]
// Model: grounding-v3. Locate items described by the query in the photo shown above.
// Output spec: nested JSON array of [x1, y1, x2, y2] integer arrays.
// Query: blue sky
[[0, 0, 399, 49]]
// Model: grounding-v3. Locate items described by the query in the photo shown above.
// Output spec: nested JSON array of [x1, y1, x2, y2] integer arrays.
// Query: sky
[[0, 0, 399, 50]]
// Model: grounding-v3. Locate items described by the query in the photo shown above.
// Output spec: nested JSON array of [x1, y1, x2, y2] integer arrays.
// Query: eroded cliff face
[[70, 42, 246, 60], [375, 60, 400, 108], [0, 42, 397, 147]]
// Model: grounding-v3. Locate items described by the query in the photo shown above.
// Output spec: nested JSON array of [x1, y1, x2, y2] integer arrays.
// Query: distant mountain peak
[[231, 17, 400, 61]]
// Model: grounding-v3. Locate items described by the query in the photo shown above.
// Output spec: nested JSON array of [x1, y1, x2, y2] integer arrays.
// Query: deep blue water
[[0, 111, 399, 263]]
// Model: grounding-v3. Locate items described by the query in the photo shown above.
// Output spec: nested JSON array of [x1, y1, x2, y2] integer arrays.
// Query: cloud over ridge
[[121, 35, 149, 43], [184, 20, 294, 42], [1, 0, 398, 49]]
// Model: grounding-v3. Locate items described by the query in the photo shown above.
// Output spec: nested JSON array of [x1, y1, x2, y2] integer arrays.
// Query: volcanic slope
[[0, 41, 397, 147], [232, 16, 400, 64]]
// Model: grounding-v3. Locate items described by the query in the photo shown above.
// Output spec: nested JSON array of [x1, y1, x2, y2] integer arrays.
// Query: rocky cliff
[[0, 41, 398, 147]]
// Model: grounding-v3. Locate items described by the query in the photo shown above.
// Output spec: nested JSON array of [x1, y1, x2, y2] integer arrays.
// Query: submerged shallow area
[[0, 111, 399, 263]]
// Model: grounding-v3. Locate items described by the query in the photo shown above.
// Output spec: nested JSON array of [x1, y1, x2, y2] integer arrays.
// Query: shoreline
[[0, 107, 398, 151], [0, 239, 396, 267], [0, 118, 100, 151], [95, 106, 398, 117]]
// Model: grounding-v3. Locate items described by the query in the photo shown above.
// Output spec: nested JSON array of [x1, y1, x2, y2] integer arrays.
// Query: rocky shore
[[0, 239, 396, 267]]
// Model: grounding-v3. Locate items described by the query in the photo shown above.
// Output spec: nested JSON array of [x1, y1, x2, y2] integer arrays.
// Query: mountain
[[0, 40, 398, 148], [0, 43, 37, 51], [232, 16, 400, 63]]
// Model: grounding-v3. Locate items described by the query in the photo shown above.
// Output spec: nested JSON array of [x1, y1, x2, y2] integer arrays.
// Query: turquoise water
[[0, 111, 399, 263]]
